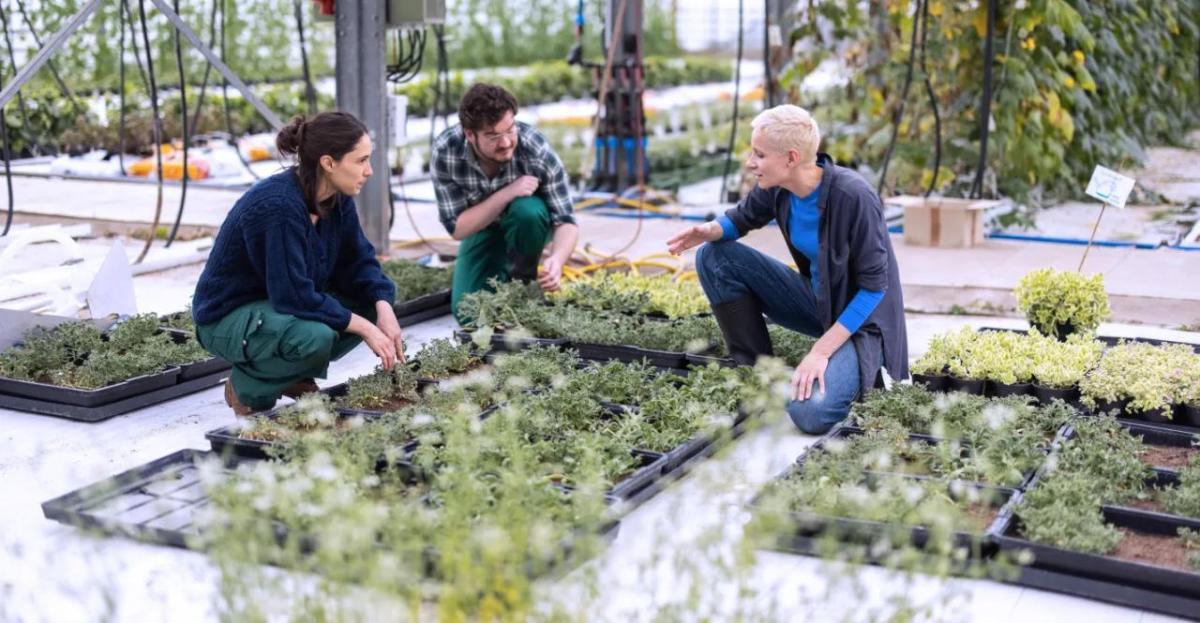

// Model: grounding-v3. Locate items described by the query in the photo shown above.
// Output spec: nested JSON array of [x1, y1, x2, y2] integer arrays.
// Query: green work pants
[[196, 294, 375, 410], [450, 195, 552, 324]]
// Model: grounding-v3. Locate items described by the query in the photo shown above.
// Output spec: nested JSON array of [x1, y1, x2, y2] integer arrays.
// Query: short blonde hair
[[751, 105, 820, 165]]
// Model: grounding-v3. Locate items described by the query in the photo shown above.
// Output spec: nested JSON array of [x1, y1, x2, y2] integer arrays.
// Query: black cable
[[117, 0, 127, 175], [875, 0, 923, 196], [970, 0, 996, 198], [135, 0, 165, 264], [763, 0, 773, 107], [0, 54, 11, 236], [188, 0, 222, 139], [0, 1, 34, 156], [118, 0, 152, 177], [918, 0, 940, 197], [292, 0, 317, 115], [165, 0, 189, 248], [719, 0, 744, 204], [217, 0, 258, 180]]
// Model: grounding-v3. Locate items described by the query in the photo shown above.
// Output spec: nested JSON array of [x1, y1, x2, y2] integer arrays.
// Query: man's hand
[[667, 221, 723, 256], [538, 255, 564, 292], [374, 301, 406, 364], [791, 351, 830, 401], [506, 175, 539, 200]]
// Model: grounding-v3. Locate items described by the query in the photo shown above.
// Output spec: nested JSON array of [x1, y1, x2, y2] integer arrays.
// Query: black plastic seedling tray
[[454, 328, 572, 352], [572, 341, 692, 369], [41, 449, 228, 549], [809, 426, 1035, 488], [751, 460, 1016, 558], [1115, 420, 1200, 471], [0, 367, 181, 407], [162, 329, 233, 382], [993, 505, 1200, 620], [393, 289, 451, 319], [1103, 470, 1200, 532], [0, 368, 227, 422], [684, 353, 736, 368]]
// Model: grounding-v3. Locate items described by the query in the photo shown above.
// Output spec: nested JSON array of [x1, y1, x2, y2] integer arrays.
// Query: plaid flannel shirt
[[431, 121, 576, 236]]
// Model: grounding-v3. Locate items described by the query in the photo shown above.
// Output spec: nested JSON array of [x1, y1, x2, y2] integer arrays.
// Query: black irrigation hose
[[875, 0, 923, 196], [187, 0, 222, 139], [718, 0, 744, 204], [0, 1, 34, 155], [118, 0, 127, 175], [918, 0, 940, 197], [763, 0, 773, 107], [0, 108, 11, 237], [119, 0, 152, 176], [292, 0, 317, 115], [970, 0, 996, 199], [165, 0, 189, 248], [217, 0, 258, 180], [135, 0, 165, 264]]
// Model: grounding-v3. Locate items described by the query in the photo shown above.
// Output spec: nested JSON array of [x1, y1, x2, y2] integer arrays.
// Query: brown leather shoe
[[224, 378, 263, 417], [281, 377, 319, 399]]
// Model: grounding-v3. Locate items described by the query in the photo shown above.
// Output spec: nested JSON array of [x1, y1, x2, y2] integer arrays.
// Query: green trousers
[[196, 294, 375, 410], [450, 195, 552, 324]]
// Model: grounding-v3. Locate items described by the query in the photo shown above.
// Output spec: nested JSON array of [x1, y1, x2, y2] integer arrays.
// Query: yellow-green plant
[[550, 270, 710, 319], [1014, 268, 1110, 338]]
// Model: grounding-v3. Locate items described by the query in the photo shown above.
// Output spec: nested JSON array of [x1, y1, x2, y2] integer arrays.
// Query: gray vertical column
[[336, 1, 390, 254]]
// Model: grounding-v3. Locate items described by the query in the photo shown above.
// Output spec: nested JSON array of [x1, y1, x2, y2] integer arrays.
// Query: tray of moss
[[0, 367, 182, 407], [0, 367, 227, 422], [1106, 420, 1200, 472], [993, 506, 1200, 619], [805, 425, 1037, 489], [1103, 470, 1200, 531], [554, 449, 670, 506], [749, 464, 1015, 558]]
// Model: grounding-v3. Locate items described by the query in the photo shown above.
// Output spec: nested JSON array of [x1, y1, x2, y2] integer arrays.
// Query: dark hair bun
[[276, 115, 307, 157]]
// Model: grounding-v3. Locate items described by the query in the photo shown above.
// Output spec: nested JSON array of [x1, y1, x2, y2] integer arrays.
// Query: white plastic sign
[[1085, 165, 1135, 209], [86, 240, 137, 318]]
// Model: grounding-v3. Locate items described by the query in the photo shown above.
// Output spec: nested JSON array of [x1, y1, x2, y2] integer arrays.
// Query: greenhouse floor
[[2, 306, 1198, 621]]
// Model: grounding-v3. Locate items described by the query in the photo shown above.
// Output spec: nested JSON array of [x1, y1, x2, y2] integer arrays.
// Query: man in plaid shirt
[[431, 83, 579, 322]]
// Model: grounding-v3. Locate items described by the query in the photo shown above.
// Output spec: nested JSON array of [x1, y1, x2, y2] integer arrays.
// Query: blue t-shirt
[[716, 188, 883, 333]]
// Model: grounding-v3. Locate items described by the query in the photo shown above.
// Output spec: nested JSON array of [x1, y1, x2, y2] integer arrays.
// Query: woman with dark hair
[[192, 111, 403, 416]]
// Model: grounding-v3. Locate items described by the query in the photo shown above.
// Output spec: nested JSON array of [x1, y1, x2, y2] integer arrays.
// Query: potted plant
[[1029, 332, 1104, 405], [911, 333, 954, 390], [974, 331, 1035, 397], [1014, 268, 1111, 340]]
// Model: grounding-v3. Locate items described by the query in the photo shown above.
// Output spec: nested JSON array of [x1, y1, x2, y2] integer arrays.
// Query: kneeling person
[[667, 105, 908, 435], [431, 83, 579, 322]]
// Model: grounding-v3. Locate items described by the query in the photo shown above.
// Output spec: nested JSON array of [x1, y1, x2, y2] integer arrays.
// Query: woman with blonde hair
[[668, 105, 908, 434]]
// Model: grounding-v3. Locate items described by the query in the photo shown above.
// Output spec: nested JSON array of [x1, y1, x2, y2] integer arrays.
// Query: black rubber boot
[[711, 296, 773, 365]]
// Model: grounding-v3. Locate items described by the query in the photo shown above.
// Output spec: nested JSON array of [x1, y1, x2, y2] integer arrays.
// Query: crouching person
[[667, 105, 908, 434], [192, 111, 405, 416]]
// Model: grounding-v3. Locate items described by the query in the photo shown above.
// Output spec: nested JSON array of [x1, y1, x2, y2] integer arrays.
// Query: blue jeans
[[696, 240, 860, 435]]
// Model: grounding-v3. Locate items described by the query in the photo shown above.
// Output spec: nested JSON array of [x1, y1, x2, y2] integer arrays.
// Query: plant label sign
[[1085, 165, 1135, 209]]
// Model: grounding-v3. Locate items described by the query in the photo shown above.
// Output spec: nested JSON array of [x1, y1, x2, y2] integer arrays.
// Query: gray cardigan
[[722, 153, 909, 393]]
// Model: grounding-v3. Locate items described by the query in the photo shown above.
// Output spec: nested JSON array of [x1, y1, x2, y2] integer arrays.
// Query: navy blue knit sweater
[[192, 169, 395, 331]]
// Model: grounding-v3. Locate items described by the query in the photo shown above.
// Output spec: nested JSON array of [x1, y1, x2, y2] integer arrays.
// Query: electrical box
[[386, 0, 445, 27]]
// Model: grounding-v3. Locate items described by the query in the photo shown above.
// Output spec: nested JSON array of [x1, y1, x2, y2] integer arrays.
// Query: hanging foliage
[[782, 0, 1199, 204]]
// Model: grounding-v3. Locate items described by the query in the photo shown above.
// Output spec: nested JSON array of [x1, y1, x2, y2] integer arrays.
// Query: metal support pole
[[0, 0, 101, 112], [336, 0, 390, 253], [603, 0, 643, 191], [147, 0, 283, 130]]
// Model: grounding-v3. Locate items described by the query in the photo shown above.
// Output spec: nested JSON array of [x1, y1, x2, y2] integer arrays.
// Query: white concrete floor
[[2, 296, 1198, 621]]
